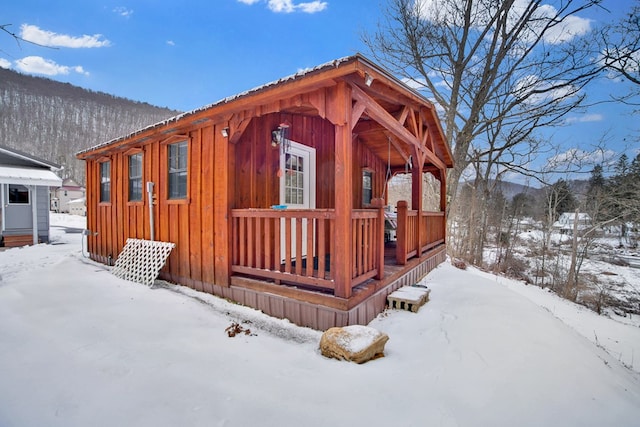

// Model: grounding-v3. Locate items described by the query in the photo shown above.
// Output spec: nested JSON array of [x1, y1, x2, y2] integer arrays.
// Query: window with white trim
[[8, 184, 29, 204], [100, 161, 111, 202], [128, 152, 143, 201], [168, 141, 188, 199], [362, 169, 373, 205]]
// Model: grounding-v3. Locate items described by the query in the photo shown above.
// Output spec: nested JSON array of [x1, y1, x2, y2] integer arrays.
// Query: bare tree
[[1, 23, 55, 53], [363, 0, 604, 242], [597, 0, 640, 87]]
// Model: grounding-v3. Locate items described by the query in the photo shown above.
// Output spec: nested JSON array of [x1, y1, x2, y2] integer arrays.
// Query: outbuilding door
[[279, 141, 316, 261], [2, 184, 33, 231]]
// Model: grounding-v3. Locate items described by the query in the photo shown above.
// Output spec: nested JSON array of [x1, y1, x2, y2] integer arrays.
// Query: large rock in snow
[[319, 325, 389, 364]]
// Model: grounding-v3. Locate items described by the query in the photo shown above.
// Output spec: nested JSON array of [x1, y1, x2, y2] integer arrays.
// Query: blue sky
[[2, 0, 377, 110], [2, 0, 638, 180]]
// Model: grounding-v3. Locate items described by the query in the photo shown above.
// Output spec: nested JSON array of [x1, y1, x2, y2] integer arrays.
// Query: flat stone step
[[387, 285, 431, 312]]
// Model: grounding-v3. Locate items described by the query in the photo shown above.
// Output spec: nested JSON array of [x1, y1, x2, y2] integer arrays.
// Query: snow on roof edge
[[77, 55, 357, 156], [0, 145, 62, 170]]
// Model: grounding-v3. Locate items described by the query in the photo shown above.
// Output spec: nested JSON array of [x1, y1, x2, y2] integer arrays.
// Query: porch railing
[[351, 208, 385, 286], [230, 207, 385, 294], [396, 201, 446, 265]]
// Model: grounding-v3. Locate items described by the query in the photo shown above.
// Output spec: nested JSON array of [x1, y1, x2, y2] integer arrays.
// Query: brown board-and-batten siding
[[86, 111, 388, 287], [85, 122, 232, 290], [232, 113, 387, 211], [233, 113, 337, 209]]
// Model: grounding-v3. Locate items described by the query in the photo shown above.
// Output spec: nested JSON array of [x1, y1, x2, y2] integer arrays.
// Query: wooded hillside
[[0, 67, 179, 182]]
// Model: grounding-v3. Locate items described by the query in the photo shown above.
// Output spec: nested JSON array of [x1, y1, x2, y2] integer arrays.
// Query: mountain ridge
[[0, 67, 180, 182]]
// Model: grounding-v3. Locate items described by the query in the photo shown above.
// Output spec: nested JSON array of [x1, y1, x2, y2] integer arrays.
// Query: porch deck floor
[[228, 242, 446, 329], [231, 240, 441, 305]]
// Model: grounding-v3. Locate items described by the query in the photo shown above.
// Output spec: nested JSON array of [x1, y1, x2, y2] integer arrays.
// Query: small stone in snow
[[319, 325, 389, 364]]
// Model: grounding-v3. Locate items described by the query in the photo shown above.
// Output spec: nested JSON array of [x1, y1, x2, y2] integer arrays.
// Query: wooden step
[[3, 235, 35, 248]]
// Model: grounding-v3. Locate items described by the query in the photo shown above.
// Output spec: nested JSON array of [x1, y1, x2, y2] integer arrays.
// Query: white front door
[[280, 141, 316, 261]]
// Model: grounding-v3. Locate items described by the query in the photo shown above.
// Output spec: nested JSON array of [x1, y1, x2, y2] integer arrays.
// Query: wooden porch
[[226, 203, 446, 328]]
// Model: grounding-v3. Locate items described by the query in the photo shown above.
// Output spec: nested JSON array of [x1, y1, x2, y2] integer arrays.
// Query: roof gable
[[0, 145, 61, 170], [77, 55, 453, 168]]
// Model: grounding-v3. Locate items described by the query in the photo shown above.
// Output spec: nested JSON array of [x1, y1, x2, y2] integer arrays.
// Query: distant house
[[76, 55, 454, 330], [51, 178, 86, 213], [554, 212, 592, 234], [0, 145, 62, 247], [68, 197, 86, 216]]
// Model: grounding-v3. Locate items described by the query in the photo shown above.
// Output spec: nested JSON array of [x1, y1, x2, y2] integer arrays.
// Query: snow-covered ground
[[485, 223, 640, 315], [1, 213, 639, 426]]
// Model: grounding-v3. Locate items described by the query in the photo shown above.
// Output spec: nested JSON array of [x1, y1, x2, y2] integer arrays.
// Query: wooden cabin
[[77, 55, 454, 330]]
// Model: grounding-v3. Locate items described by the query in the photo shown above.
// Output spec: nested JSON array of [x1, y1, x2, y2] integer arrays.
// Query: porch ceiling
[[273, 78, 449, 172], [353, 117, 411, 169]]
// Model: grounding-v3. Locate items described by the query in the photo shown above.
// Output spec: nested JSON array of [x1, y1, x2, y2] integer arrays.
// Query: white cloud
[[547, 148, 617, 169], [402, 76, 450, 91], [414, 0, 591, 45], [514, 74, 576, 105], [599, 48, 640, 79], [20, 24, 111, 48], [15, 56, 90, 76], [0, 58, 11, 69], [167, 40, 176, 46], [401, 77, 427, 90], [527, 3, 591, 45], [294, 1, 327, 13], [239, 0, 327, 13], [113, 7, 134, 18], [565, 113, 603, 124]]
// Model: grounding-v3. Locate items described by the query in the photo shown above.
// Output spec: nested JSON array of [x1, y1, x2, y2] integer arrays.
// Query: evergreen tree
[[548, 179, 577, 221], [586, 164, 606, 222], [510, 192, 536, 219], [614, 153, 629, 176], [605, 154, 640, 240], [630, 153, 640, 177]]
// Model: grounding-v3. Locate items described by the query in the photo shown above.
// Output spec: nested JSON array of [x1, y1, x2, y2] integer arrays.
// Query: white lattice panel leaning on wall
[[111, 238, 175, 286]]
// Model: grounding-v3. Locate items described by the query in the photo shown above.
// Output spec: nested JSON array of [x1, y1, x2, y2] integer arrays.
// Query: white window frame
[[8, 184, 30, 205]]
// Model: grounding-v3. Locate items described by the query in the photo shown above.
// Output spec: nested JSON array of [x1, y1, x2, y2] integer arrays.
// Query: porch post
[[440, 169, 447, 211], [440, 169, 447, 243], [214, 123, 231, 287], [31, 185, 38, 245], [411, 150, 424, 257], [333, 81, 353, 299], [396, 200, 408, 265], [372, 198, 385, 280], [0, 184, 5, 233]]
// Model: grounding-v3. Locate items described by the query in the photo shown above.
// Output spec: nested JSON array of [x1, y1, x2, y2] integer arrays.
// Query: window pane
[[362, 170, 373, 205], [129, 178, 142, 201], [129, 153, 143, 201], [100, 162, 111, 202], [283, 152, 306, 205], [8, 184, 29, 204], [168, 141, 188, 199]]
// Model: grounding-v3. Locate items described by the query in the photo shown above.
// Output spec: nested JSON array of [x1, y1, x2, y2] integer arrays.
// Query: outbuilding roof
[[0, 166, 63, 187], [0, 145, 63, 187]]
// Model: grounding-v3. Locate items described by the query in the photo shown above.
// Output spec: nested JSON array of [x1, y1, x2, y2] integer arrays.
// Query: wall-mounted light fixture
[[221, 127, 229, 138], [271, 123, 290, 153], [365, 72, 374, 87]]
